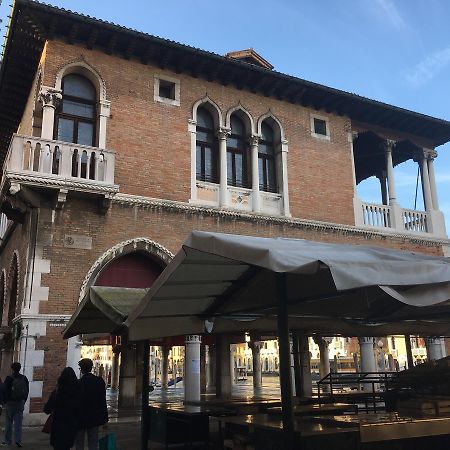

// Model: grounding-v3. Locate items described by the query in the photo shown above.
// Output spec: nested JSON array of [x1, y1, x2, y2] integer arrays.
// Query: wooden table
[[266, 402, 358, 416], [217, 413, 359, 450]]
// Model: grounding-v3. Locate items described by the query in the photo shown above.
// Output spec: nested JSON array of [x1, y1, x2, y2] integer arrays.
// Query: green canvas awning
[[63, 286, 147, 339]]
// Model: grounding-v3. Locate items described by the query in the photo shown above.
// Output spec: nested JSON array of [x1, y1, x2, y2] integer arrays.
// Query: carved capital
[[56, 189, 68, 210], [425, 148, 437, 160], [39, 87, 62, 109], [217, 127, 231, 140], [248, 135, 260, 147], [383, 139, 396, 153]]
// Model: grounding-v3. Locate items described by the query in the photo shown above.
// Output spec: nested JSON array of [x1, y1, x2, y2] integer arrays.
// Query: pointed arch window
[[55, 74, 96, 146], [196, 108, 218, 183], [259, 122, 277, 192], [227, 115, 248, 188]]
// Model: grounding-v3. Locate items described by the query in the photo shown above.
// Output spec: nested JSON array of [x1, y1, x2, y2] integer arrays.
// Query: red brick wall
[[40, 40, 356, 225]]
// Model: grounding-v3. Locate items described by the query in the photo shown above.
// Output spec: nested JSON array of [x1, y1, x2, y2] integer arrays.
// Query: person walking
[[75, 358, 108, 450], [2, 362, 29, 448], [44, 367, 81, 450]]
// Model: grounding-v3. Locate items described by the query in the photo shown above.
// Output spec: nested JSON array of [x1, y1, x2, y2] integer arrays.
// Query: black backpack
[[11, 375, 27, 401]]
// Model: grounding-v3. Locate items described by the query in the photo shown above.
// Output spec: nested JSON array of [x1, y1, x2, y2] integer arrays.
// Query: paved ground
[[4, 376, 281, 449]]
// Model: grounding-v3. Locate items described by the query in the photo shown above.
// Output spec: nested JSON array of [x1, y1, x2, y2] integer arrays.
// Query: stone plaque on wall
[[64, 234, 92, 250]]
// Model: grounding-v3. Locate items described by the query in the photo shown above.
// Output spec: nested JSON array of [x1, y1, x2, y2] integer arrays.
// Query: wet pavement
[[12, 376, 281, 449]]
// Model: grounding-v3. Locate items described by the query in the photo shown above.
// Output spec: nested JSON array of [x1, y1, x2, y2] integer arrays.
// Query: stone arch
[[55, 58, 107, 101], [257, 111, 286, 142], [225, 103, 255, 135], [78, 238, 173, 303], [4, 253, 19, 327], [192, 96, 223, 129]]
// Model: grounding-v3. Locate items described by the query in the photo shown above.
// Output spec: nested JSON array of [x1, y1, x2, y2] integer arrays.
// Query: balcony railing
[[354, 199, 443, 236], [6, 134, 116, 186]]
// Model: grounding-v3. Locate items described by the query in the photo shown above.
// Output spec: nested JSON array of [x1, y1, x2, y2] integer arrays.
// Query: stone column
[[184, 335, 201, 403], [314, 337, 331, 392], [135, 341, 145, 396], [111, 347, 120, 390], [98, 99, 111, 149], [230, 344, 237, 385], [298, 335, 312, 398], [248, 340, 262, 391], [425, 337, 443, 361], [359, 337, 376, 392], [427, 150, 439, 210], [417, 150, 433, 212], [39, 87, 62, 140], [118, 338, 137, 408], [384, 140, 397, 204], [161, 345, 169, 389], [215, 335, 232, 398], [218, 128, 230, 207], [404, 335, 414, 369], [250, 135, 260, 212]]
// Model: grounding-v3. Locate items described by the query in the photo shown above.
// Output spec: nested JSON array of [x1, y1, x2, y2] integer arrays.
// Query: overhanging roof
[[125, 231, 450, 340], [1, 0, 450, 165], [63, 286, 147, 339]]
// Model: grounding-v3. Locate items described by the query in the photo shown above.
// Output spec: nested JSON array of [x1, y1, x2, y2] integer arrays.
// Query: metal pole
[[276, 273, 295, 450], [141, 340, 150, 450], [291, 331, 301, 397]]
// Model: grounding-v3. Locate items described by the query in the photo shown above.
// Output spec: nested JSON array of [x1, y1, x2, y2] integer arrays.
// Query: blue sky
[[1, 0, 449, 228]]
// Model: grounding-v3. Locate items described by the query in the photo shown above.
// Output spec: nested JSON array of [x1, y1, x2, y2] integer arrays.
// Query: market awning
[[125, 231, 450, 340], [63, 286, 147, 339]]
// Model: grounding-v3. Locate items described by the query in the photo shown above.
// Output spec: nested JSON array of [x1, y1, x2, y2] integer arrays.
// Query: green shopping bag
[[99, 432, 117, 450]]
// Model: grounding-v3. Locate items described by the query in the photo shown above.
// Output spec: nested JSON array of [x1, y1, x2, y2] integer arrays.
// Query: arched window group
[[55, 74, 96, 146], [195, 104, 282, 194]]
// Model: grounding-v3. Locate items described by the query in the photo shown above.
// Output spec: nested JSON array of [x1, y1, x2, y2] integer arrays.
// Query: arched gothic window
[[227, 115, 248, 187], [55, 74, 96, 146], [259, 122, 277, 192], [196, 108, 217, 183]]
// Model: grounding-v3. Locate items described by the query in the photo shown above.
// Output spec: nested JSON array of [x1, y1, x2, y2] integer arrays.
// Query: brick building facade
[[0, 1, 449, 418]]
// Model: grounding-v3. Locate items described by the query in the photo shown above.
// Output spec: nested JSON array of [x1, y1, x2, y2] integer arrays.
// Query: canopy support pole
[[276, 273, 295, 450], [404, 335, 414, 369], [292, 331, 301, 396], [141, 340, 150, 450]]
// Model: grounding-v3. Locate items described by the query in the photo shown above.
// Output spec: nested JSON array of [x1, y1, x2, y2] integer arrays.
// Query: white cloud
[[405, 47, 450, 88], [374, 0, 407, 31]]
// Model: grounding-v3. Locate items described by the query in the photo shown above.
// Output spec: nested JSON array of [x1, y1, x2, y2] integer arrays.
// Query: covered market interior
[[65, 231, 450, 449]]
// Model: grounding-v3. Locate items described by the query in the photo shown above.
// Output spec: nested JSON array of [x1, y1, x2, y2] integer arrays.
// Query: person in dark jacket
[[44, 367, 81, 450], [2, 362, 29, 448], [75, 358, 108, 450]]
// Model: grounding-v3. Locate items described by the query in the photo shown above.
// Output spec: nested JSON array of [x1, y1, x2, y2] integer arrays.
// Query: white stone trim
[[154, 74, 180, 106], [192, 96, 223, 128], [112, 192, 450, 246], [225, 103, 255, 135], [256, 112, 286, 141], [310, 112, 330, 141]]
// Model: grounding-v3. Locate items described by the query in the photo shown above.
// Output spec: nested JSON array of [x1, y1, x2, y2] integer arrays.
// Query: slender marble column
[[249, 340, 262, 391], [218, 128, 230, 207], [250, 135, 261, 212], [384, 140, 397, 204], [418, 151, 433, 212], [161, 345, 169, 389], [314, 337, 331, 393], [425, 337, 443, 361], [39, 87, 62, 140], [111, 349, 120, 390], [427, 150, 439, 210], [359, 337, 377, 392]]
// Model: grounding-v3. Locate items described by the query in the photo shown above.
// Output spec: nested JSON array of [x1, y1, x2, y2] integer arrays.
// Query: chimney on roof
[[225, 48, 273, 70]]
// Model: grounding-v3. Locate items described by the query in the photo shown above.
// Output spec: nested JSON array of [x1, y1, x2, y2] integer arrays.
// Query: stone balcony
[[3, 134, 118, 210], [354, 198, 447, 238]]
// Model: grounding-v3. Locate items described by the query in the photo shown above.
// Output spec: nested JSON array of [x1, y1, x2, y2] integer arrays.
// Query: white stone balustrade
[[6, 134, 116, 185], [353, 197, 443, 236]]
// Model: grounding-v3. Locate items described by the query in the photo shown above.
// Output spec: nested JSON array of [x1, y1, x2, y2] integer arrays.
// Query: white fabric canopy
[[125, 231, 450, 340]]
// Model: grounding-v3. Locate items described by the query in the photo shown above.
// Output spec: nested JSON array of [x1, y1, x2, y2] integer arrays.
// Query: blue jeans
[[4, 400, 24, 444], [75, 426, 99, 450]]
